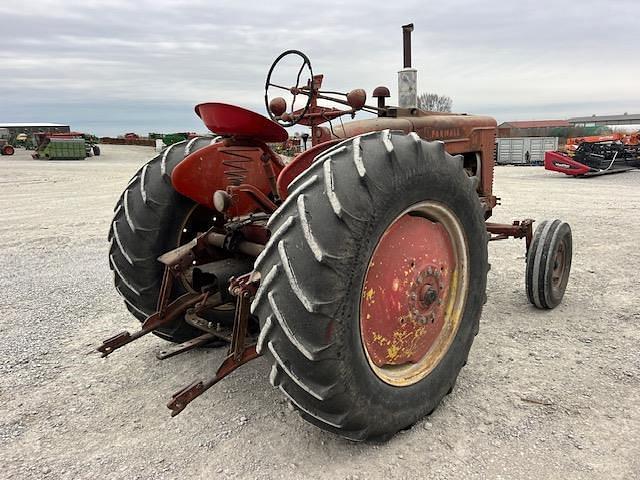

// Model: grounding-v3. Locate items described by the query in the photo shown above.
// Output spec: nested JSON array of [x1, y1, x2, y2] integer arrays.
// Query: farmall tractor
[[100, 25, 573, 441]]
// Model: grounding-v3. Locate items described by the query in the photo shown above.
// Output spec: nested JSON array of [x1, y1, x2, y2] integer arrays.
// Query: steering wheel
[[264, 50, 314, 127]]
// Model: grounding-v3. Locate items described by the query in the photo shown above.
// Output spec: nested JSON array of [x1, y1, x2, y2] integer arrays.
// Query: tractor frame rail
[[486, 219, 534, 252]]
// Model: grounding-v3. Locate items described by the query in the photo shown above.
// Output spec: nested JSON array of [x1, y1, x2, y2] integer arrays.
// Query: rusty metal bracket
[[156, 333, 218, 360], [184, 308, 233, 342], [228, 183, 278, 213], [101, 219, 264, 360], [157, 226, 219, 270], [167, 346, 259, 416], [486, 219, 534, 253], [259, 151, 280, 202], [97, 291, 207, 358], [98, 263, 223, 358], [166, 272, 260, 416]]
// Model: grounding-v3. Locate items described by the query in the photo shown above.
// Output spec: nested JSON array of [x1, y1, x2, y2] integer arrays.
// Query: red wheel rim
[[360, 201, 469, 386], [551, 240, 566, 289]]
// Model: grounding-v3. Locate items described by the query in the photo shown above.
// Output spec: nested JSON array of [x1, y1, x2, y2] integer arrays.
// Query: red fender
[[276, 139, 342, 199], [172, 141, 279, 216]]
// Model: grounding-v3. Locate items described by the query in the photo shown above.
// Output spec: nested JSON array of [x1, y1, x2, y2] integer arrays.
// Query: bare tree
[[417, 92, 453, 112]]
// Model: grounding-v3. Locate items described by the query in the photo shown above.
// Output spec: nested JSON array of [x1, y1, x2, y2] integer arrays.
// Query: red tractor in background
[[0, 128, 16, 156], [99, 24, 573, 441]]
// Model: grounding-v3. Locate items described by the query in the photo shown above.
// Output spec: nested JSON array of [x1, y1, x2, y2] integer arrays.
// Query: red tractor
[[100, 25, 573, 441], [0, 128, 15, 156], [0, 142, 15, 156]]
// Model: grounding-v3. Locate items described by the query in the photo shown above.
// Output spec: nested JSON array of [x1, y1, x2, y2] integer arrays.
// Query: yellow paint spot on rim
[[365, 288, 375, 302]]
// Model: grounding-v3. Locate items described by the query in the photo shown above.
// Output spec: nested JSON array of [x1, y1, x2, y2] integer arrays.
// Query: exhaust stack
[[398, 23, 417, 109]]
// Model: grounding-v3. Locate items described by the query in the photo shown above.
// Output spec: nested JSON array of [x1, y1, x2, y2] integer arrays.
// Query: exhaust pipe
[[398, 23, 417, 109]]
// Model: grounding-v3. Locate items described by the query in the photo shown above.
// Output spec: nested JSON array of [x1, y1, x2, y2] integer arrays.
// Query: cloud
[[1, 0, 639, 135]]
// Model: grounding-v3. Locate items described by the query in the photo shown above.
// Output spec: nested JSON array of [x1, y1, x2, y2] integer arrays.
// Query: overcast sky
[[1, 0, 639, 136]]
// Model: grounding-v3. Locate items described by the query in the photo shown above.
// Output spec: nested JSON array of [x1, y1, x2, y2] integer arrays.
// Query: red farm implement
[[545, 131, 640, 177], [99, 24, 573, 441]]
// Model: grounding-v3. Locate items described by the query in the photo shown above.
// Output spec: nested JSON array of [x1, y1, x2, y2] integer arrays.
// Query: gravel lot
[[1, 144, 638, 479]]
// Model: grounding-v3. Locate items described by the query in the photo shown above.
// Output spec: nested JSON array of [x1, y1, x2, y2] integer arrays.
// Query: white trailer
[[496, 137, 558, 165]]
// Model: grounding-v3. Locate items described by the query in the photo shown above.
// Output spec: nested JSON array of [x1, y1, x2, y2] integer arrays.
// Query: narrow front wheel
[[526, 219, 572, 309]]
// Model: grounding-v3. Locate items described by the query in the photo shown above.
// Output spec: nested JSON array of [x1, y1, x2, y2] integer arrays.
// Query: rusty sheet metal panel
[[409, 114, 496, 203], [330, 117, 414, 138]]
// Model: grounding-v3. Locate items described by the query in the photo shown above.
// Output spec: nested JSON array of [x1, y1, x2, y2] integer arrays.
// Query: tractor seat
[[195, 103, 288, 143]]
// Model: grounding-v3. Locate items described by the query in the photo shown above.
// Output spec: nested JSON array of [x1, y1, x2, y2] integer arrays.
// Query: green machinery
[[33, 138, 87, 160], [149, 132, 197, 146], [32, 132, 100, 160]]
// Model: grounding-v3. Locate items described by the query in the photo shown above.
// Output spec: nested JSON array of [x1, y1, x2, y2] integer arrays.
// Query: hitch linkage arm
[[167, 272, 261, 416]]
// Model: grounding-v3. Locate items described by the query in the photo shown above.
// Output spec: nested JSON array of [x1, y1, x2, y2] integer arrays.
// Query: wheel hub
[[551, 241, 567, 289], [409, 266, 444, 324]]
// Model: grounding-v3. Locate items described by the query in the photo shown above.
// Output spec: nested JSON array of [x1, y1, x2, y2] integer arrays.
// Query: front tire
[[526, 220, 572, 309], [251, 131, 488, 440]]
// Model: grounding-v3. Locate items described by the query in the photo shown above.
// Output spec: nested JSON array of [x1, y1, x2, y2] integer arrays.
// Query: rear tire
[[526, 219, 572, 309], [251, 131, 488, 440], [108, 136, 221, 342], [2, 145, 14, 156], [93, 145, 101, 156]]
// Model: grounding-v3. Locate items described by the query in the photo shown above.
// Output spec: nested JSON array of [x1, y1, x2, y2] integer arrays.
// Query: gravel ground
[[0, 145, 638, 479]]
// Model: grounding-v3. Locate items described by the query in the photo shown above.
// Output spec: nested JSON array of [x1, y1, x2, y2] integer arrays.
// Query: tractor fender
[[276, 139, 342, 199], [171, 140, 280, 216]]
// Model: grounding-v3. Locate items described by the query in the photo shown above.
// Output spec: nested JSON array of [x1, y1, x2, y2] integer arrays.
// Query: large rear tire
[[108, 137, 222, 343], [251, 131, 488, 440]]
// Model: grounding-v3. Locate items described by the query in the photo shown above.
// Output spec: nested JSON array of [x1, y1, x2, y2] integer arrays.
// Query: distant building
[[497, 120, 570, 138], [568, 113, 640, 127], [0, 123, 71, 135]]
